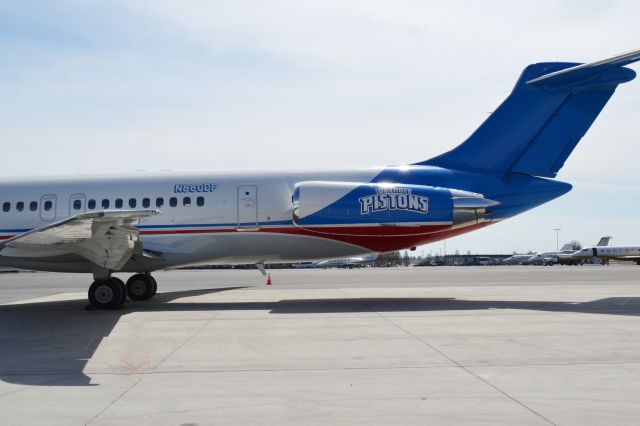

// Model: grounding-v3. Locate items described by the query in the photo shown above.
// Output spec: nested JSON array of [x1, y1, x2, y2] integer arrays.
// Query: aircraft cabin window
[[169, 197, 177, 207], [115, 199, 123, 209], [30, 201, 37, 211], [88, 199, 96, 210], [73, 199, 82, 210], [183, 197, 191, 207], [2, 202, 9, 212], [16, 201, 24, 212], [102, 199, 110, 209], [142, 198, 150, 208], [156, 197, 164, 207], [44, 200, 53, 211], [129, 198, 137, 208], [197, 196, 204, 207]]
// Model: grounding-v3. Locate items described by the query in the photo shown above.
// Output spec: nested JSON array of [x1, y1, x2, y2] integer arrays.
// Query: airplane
[[502, 254, 535, 265], [572, 240, 640, 265], [0, 49, 638, 309], [525, 252, 557, 266], [527, 236, 612, 266], [294, 255, 377, 269], [557, 236, 611, 265], [555, 243, 581, 265]]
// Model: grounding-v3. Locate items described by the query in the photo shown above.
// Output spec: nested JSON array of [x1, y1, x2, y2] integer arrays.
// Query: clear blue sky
[[1, 1, 639, 253]]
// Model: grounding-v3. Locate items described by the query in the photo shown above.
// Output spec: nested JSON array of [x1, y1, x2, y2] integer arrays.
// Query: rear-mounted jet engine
[[292, 181, 499, 237]]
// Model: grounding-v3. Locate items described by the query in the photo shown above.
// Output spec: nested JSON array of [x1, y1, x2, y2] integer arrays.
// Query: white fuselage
[[0, 169, 388, 272], [572, 246, 640, 260], [502, 254, 534, 265]]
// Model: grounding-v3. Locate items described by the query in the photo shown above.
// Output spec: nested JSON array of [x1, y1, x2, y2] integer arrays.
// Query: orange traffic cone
[[266, 273, 272, 286]]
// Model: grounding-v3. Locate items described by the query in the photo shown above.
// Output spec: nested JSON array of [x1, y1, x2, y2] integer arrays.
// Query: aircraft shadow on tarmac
[[1, 287, 640, 387]]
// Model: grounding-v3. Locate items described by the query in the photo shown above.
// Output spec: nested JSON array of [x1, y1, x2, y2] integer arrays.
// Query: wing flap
[[0, 210, 159, 270]]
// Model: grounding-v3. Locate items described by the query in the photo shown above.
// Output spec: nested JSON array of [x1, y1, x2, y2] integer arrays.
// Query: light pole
[[553, 228, 561, 254]]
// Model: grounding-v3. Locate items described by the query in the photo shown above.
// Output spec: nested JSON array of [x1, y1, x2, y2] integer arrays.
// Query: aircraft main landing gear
[[88, 277, 126, 309], [126, 273, 157, 301], [88, 273, 158, 309]]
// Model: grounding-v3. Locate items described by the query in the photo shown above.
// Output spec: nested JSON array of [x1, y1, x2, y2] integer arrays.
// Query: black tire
[[126, 273, 155, 300], [111, 277, 127, 306], [88, 279, 124, 309], [149, 275, 158, 297]]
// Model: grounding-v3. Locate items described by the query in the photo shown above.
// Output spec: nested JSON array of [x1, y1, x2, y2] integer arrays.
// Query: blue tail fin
[[420, 49, 640, 178]]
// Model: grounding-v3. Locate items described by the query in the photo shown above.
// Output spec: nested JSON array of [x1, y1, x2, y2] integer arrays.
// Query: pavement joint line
[[5, 360, 640, 379], [5, 359, 640, 382], [153, 286, 249, 369], [85, 376, 142, 425], [341, 288, 557, 426]]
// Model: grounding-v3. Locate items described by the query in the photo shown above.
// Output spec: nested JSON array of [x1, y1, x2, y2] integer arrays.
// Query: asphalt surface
[[1, 265, 640, 425]]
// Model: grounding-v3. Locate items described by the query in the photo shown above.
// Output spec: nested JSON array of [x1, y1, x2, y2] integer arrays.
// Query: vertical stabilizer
[[420, 49, 640, 178]]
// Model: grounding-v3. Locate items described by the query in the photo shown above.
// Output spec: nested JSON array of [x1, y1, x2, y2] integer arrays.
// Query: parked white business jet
[[572, 243, 640, 264], [294, 255, 377, 269], [527, 236, 612, 266], [557, 237, 611, 265], [526, 252, 557, 266], [0, 49, 638, 308], [502, 254, 535, 265]]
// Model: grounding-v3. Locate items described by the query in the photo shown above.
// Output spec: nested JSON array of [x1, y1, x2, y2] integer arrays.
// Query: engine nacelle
[[292, 181, 498, 233]]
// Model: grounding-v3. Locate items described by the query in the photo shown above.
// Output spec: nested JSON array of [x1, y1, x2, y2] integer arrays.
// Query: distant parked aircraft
[[526, 252, 557, 266], [294, 255, 377, 268], [572, 241, 640, 265], [503, 254, 535, 265], [557, 236, 611, 265], [557, 236, 612, 265]]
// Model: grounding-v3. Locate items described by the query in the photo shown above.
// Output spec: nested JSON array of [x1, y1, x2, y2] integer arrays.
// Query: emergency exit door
[[237, 185, 258, 229]]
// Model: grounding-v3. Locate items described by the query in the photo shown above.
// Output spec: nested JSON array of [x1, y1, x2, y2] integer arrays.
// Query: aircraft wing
[[618, 256, 640, 260], [0, 210, 159, 270]]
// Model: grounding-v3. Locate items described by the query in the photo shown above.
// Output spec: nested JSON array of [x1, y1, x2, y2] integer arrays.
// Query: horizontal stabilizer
[[527, 49, 640, 91]]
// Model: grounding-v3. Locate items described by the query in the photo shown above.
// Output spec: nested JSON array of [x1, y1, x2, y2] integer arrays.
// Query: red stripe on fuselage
[[268, 223, 492, 252]]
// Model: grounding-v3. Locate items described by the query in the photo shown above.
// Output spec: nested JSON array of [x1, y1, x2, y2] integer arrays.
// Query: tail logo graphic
[[359, 187, 429, 215]]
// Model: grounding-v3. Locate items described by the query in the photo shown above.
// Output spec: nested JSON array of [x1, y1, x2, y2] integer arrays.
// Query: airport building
[[419, 254, 513, 266]]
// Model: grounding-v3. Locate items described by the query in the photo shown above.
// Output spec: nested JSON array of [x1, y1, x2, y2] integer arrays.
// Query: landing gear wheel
[[111, 277, 127, 306], [149, 275, 158, 297], [89, 278, 125, 309], [126, 273, 155, 300]]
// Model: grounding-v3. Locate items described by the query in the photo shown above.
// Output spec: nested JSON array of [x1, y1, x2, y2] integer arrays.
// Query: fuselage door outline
[[237, 185, 258, 230], [39, 194, 57, 222]]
